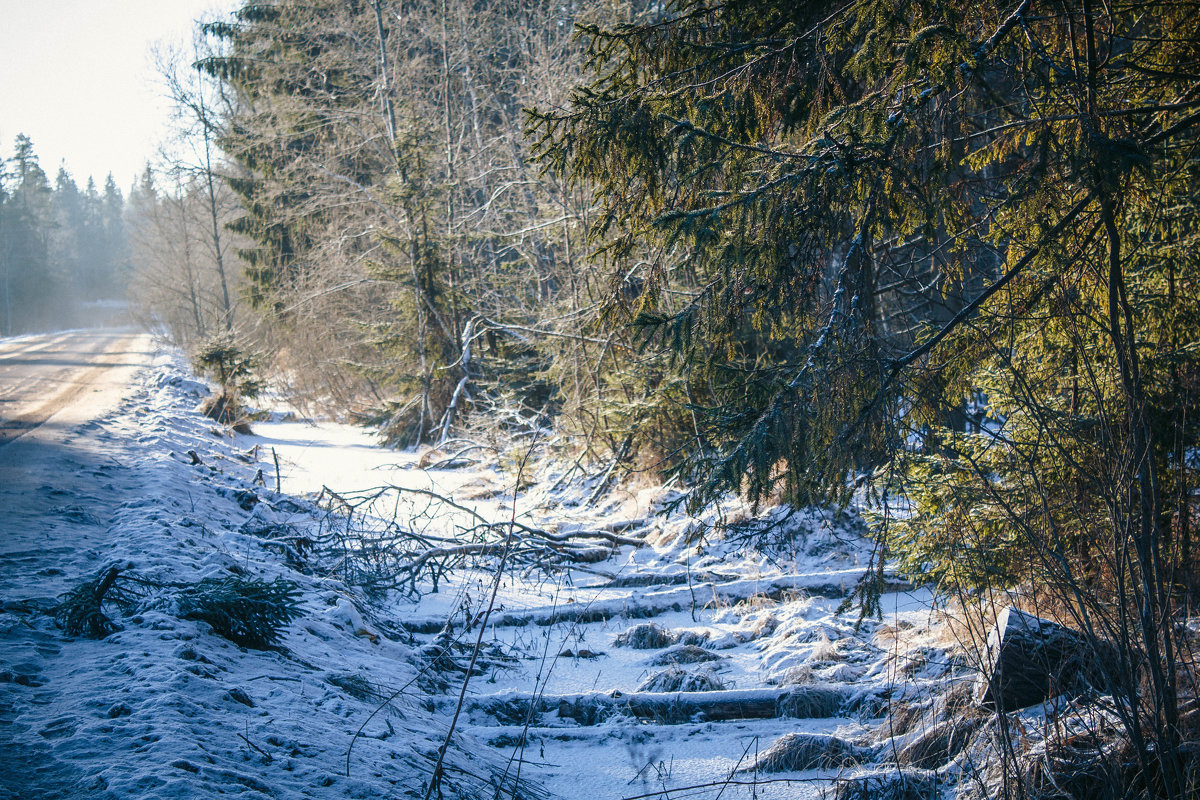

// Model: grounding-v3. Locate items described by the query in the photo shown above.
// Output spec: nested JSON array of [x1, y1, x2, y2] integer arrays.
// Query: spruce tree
[[535, 1, 1200, 793], [1, 135, 55, 332]]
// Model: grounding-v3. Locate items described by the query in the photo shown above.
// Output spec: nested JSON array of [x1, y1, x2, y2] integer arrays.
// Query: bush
[[830, 769, 938, 800], [748, 733, 863, 772], [615, 622, 678, 649], [636, 667, 727, 693], [776, 686, 847, 719], [647, 644, 722, 665]]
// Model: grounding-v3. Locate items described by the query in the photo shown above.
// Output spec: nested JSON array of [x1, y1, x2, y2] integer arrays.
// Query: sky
[[0, 0, 240, 191]]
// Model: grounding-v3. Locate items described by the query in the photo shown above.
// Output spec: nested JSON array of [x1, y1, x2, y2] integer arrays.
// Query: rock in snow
[[975, 606, 1116, 712]]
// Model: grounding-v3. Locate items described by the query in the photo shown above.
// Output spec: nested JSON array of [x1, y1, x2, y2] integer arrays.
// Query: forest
[[0, 135, 128, 334], [4, 0, 1199, 797]]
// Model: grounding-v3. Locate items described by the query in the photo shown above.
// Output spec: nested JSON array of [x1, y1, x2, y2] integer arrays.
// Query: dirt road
[[0, 329, 155, 448], [0, 327, 157, 553]]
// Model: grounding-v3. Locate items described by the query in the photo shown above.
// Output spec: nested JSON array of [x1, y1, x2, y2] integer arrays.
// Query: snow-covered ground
[[1, 341, 959, 800]]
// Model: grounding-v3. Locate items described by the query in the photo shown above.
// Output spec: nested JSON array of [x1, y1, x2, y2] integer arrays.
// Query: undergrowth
[[56, 567, 302, 649]]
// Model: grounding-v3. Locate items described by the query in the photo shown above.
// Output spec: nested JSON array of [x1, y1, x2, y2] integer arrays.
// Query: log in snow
[[470, 685, 851, 726]]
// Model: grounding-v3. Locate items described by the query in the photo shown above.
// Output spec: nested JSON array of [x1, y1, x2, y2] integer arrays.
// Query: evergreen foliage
[[55, 566, 137, 639], [531, 0, 1200, 527], [56, 568, 301, 650], [194, 335, 263, 431], [530, 0, 1200, 607], [178, 577, 302, 649], [533, 0, 1200, 795], [0, 135, 127, 334], [195, 335, 262, 400]]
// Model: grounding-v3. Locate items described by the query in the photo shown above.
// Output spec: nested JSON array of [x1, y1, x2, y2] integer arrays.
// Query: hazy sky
[[0, 0, 239, 191]]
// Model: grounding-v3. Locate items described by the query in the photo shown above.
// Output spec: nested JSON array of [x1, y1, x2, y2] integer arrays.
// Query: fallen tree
[[469, 685, 852, 726]]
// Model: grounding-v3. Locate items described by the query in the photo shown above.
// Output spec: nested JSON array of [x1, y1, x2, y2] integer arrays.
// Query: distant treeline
[[0, 134, 129, 335]]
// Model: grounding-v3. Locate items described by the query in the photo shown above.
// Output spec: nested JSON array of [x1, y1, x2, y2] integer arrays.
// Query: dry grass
[[895, 716, 983, 770], [615, 622, 677, 649], [727, 592, 780, 615], [746, 732, 863, 772], [808, 633, 847, 666], [954, 723, 1124, 800], [749, 612, 780, 639], [648, 644, 723, 665], [777, 686, 846, 718], [636, 667, 727, 693], [454, 479, 506, 500], [884, 700, 927, 740], [676, 630, 711, 647], [777, 665, 814, 686], [830, 768, 938, 800]]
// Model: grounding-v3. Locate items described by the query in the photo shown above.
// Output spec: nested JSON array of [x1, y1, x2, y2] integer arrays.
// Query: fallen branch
[[55, 565, 135, 638], [399, 566, 905, 632], [305, 483, 650, 598]]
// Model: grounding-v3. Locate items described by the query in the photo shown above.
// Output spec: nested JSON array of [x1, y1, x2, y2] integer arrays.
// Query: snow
[[0, 340, 959, 800], [0, 347, 519, 799]]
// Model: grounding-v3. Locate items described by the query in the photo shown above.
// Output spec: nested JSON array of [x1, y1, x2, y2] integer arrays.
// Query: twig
[[714, 736, 756, 800], [621, 776, 823, 800], [237, 733, 273, 762], [345, 623, 480, 777], [426, 440, 537, 799], [585, 434, 632, 508]]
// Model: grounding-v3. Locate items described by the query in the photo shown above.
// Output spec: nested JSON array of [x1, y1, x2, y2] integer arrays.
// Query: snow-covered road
[[0, 329, 162, 797], [0, 329, 156, 546]]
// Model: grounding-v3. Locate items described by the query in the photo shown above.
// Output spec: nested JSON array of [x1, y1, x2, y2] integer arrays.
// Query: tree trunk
[[197, 69, 232, 333]]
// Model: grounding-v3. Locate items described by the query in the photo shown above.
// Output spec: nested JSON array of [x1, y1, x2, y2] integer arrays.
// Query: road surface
[[0, 327, 157, 552], [0, 328, 155, 448]]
